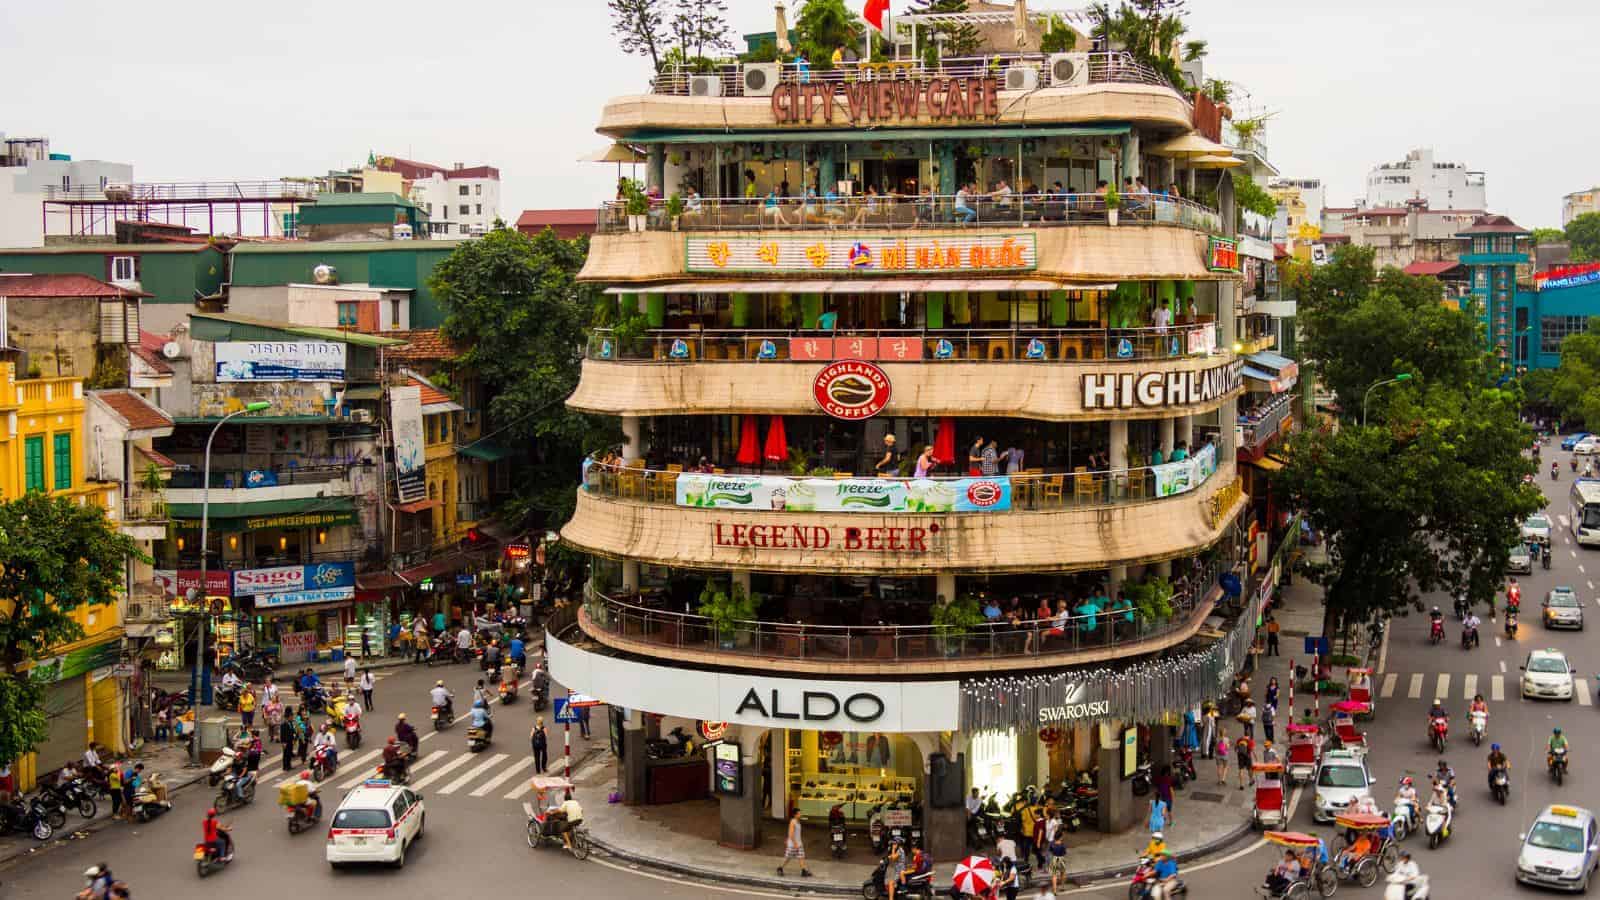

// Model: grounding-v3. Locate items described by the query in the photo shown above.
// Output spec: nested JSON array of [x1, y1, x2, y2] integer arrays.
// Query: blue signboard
[[244, 469, 279, 488], [552, 697, 579, 723], [1303, 635, 1330, 656]]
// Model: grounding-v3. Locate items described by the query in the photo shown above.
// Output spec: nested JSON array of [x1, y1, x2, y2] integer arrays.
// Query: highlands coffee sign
[[1082, 360, 1244, 411], [771, 76, 1000, 125]]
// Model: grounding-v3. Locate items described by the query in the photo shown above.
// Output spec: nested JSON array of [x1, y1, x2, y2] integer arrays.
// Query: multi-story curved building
[[551, 41, 1265, 857]]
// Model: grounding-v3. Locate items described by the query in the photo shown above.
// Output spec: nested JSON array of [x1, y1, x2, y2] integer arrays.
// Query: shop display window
[[785, 729, 920, 821]]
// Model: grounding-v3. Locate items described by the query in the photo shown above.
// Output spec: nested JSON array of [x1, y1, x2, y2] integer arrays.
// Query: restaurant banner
[[686, 233, 1037, 275], [233, 562, 356, 597], [254, 587, 357, 609], [675, 473, 1011, 513], [279, 631, 318, 657], [1151, 444, 1218, 497], [215, 341, 346, 382], [153, 569, 232, 599], [390, 385, 427, 503]]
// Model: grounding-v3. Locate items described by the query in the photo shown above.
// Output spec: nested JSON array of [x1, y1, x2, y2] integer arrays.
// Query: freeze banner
[[215, 341, 346, 382], [1151, 443, 1218, 497], [390, 385, 427, 503], [674, 474, 1011, 513]]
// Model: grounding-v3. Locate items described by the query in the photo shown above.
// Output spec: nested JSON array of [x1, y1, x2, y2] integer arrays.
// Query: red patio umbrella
[[763, 415, 788, 464], [735, 415, 759, 466], [932, 416, 957, 467]]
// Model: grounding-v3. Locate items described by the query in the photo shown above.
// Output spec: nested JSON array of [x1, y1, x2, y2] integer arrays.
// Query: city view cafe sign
[[771, 76, 1001, 125]]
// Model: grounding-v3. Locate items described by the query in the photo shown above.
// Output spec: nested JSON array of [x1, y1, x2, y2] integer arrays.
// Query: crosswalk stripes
[[1578, 678, 1593, 707], [437, 752, 509, 795], [469, 757, 535, 797], [1380, 673, 1398, 699], [339, 749, 446, 790], [1434, 673, 1450, 702], [1407, 674, 1423, 699], [1491, 675, 1505, 702], [409, 751, 478, 790], [1462, 674, 1478, 700], [1362, 672, 1597, 705]]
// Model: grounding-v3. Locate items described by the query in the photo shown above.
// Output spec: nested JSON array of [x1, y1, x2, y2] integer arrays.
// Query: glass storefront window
[[969, 729, 1019, 801]]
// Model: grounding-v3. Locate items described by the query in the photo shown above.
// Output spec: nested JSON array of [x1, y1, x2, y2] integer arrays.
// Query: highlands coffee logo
[[813, 360, 891, 420], [1037, 681, 1112, 723]]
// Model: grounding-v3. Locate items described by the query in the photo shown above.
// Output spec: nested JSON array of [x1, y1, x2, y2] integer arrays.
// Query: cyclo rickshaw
[[1258, 830, 1336, 898], [1285, 723, 1323, 785], [1344, 668, 1375, 720], [1329, 702, 1368, 757], [1252, 762, 1289, 830], [1328, 812, 1399, 888]]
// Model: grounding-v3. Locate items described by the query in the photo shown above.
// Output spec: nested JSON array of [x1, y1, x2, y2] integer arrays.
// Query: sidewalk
[[148, 649, 418, 689], [577, 757, 1253, 894]]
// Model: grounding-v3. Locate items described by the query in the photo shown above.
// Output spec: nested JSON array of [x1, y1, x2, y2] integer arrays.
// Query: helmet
[[84, 866, 103, 878], [300, 770, 312, 780], [387, 736, 397, 745], [206, 807, 218, 817], [1554, 727, 1563, 735], [1433, 698, 1443, 706], [1437, 759, 1448, 769], [1152, 831, 1164, 840], [474, 698, 486, 708], [1399, 850, 1412, 860], [435, 680, 444, 687], [397, 712, 407, 720], [1400, 776, 1413, 786], [1491, 743, 1501, 751]]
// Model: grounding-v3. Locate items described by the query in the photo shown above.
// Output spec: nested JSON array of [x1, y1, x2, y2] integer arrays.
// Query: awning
[[1246, 351, 1298, 373], [625, 124, 1129, 145], [421, 400, 465, 415], [605, 279, 1112, 295], [395, 499, 442, 514], [1251, 455, 1286, 472], [168, 496, 357, 532], [1242, 365, 1277, 383], [356, 547, 493, 591], [343, 386, 383, 401], [457, 442, 511, 462]]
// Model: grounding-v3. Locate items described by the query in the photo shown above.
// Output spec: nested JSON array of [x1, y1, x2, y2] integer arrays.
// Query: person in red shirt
[[201, 807, 233, 861]]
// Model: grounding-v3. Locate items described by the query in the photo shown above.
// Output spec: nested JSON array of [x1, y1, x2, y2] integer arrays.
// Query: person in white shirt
[[262, 677, 279, 705], [1153, 303, 1172, 333], [456, 627, 473, 652], [965, 788, 983, 818], [343, 654, 357, 683], [996, 833, 1019, 863], [1392, 850, 1421, 886], [219, 671, 242, 692], [558, 797, 584, 850], [83, 745, 103, 771]]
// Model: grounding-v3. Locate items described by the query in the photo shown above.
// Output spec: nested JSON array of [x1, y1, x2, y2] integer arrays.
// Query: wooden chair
[[987, 339, 1011, 360], [651, 471, 679, 503], [1125, 468, 1147, 498], [618, 467, 644, 500], [1074, 468, 1097, 503], [666, 463, 684, 473], [1041, 475, 1065, 505]]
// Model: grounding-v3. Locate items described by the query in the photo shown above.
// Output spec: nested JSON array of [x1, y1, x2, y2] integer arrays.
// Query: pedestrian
[[412, 620, 428, 664], [1201, 703, 1218, 759], [1265, 676, 1279, 710], [1154, 764, 1175, 823], [360, 669, 375, 711], [531, 717, 549, 774], [294, 709, 310, 764], [245, 730, 262, 773], [577, 703, 591, 740], [360, 626, 371, 660], [238, 682, 256, 730], [1214, 727, 1229, 784], [155, 707, 170, 742], [1147, 793, 1167, 836], [1047, 823, 1069, 892], [343, 653, 358, 686], [1237, 698, 1257, 740], [119, 761, 135, 822], [1235, 735, 1255, 789], [107, 760, 123, 819], [1262, 702, 1276, 745], [280, 707, 297, 771], [1266, 614, 1280, 655], [777, 806, 812, 877]]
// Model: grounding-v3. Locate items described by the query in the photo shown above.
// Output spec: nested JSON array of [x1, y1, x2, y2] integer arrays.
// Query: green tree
[[433, 228, 620, 527], [1519, 367, 1558, 418], [908, 0, 981, 58], [609, 0, 667, 73], [1548, 317, 1600, 429], [1089, 0, 1192, 89], [1231, 171, 1278, 221], [669, 0, 732, 64], [1564, 212, 1600, 262], [1530, 227, 1566, 246], [794, 0, 861, 67], [0, 495, 146, 767]]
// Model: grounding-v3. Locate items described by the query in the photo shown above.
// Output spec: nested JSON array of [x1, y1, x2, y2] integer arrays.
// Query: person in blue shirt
[[1075, 597, 1100, 632], [509, 635, 526, 669], [432, 611, 447, 634], [469, 698, 494, 741], [1153, 850, 1180, 898], [794, 51, 811, 84], [983, 599, 1003, 621]]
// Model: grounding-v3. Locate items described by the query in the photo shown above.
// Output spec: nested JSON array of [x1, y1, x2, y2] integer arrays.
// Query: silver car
[[1517, 804, 1600, 892], [1312, 750, 1374, 823], [1523, 514, 1554, 545], [1509, 545, 1534, 574], [1545, 588, 1585, 630]]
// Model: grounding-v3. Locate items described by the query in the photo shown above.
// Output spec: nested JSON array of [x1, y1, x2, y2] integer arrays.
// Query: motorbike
[[1552, 464, 1560, 481], [1469, 710, 1486, 746], [310, 743, 338, 782], [194, 826, 233, 878], [1490, 766, 1510, 804], [1505, 610, 1519, 638], [1543, 547, 1552, 570], [213, 684, 241, 712], [43, 777, 99, 820], [1460, 624, 1477, 650], [432, 702, 454, 731], [0, 797, 54, 842], [1549, 746, 1570, 785], [1129, 856, 1187, 899], [215, 770, 256, 812], [989, 854, 1033, 890], [1423, 800, 1451, 849], [30, 789, 69, 831], [1131, 760, 1153, 796], [285, 799, 320, 834], [499, 665, 521, 705], [830, 804, 848, 858], [1428, 617, 1444, 645], [1428, 716, 1448, 753], [301, 685, 327, 715], [862, 858, 933, 900], [645, 725, 695, 761], [1391, 795, 1418, 841], [467, 723, 493, 753], [219, 649, 277, 682], [129, 774, 171, 822], [1453, 597, 1468, 620], [149, 686, 190, 720], [208, 744, 241, 787], [1385, 872, 1430, 900], [343, 711, 362, 750], [531, 678, 549, 712]]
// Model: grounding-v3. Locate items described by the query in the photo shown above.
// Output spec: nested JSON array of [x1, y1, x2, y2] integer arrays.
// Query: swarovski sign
[[1082, 360, 1243, 411], [1037, 681, 1112, 723]]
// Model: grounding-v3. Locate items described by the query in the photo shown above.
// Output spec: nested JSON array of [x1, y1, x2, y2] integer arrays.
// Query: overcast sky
[[1, 0, 1591, 229]]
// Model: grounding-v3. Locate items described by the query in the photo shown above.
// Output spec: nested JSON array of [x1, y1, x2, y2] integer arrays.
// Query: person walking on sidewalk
[[1237, 698, 1257, 740], [577, 704, 591, 740], [343, 653, 358, 688], [1262, 702, 1276, 745], [360, 669, 376, 711], [1235, 735, 1255, 790], [531, 717, 549, 774], [1265, 614, 1280, 656], [412, 620, 428, 664], [280, 707, 297, 771], [1202, 704, 1218, 759], [1214, 727, 1230, 783], [777, 806, 812, 877]]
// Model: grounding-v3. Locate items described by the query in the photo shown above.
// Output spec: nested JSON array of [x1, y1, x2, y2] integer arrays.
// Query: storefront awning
[[625, 124, 1130, 145], [1246, 351, 1298, 375], [1250, 454, 1286, 472], [457, 442, 511, 462], [395, 499, 441, 514], [356, 546, 494, 591], [168, 497, 357, 532], [1242, 365, 1277, 383], [605, 279, 1113, 295], [343, 386, 384, 401]]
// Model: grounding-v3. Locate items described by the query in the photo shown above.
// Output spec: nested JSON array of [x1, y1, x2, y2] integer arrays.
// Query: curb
[[151, 653, 417, 687], [587, 816, 1256, 895]]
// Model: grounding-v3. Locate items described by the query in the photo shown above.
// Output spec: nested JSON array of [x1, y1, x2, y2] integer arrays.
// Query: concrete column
[[731, 570, 751, 599], [621, 561, 639, 593], [1096, 726, 1136, 834], [1159, 417, 1175, 457], [1149, 724, 1175, 782], [1154, 560, 1172, 578], [1109, 564, 1128, 598], [818, 146, 837, 194], [936, 573, 957, 605], [1109, 419, 1128, 470], [924, 754, 966, 860], [647, 146, 666, 194], [620, 710, 648, 803], [719, 734, 764, 849], [621, 415, 642, 461], [938, 142, 957, 196], [1176, 415, 1193, 450]]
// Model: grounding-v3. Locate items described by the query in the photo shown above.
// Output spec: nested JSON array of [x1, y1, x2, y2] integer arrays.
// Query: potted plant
[[698, 579, 759, 650], [665, 192, 686, 231], [931, 594, 985, 657], [1104, 184, 1121, 226], [623, 179, 650, 232]]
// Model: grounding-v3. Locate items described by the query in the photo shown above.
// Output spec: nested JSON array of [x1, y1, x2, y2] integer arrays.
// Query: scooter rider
[[1428, 606, 1444, 639], [1487, 742, 1509, 788], [1433, 759, 1457, 807], [1394, 776, 1419, 826], [1152, 849, 1181, 900], [531, 663, 550, 697], [1549, 727, 1570, 770], [201, 807, 233, 862], [469, 698, 494, 741], [1427, 777, 1453, 836], [1461, 611, 1481, 648], [474, 679, 495, 710], [381, 737, 408, 781], [1392, 850, 1423, 899], [394, 714, 419, 756], [430, 680, 455, 719], [289, 769, 321, 820]]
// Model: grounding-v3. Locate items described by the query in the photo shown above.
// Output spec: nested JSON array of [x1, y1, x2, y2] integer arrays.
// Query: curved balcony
[[560, 461, 1246, 575], [577, 561, 1227, 676]]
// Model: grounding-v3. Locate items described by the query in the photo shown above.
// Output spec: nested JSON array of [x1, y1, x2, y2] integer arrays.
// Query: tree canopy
[[1089, 0, 1194, 90], [794, 0, 861, 66], [1564, 212, 1600, 262], [609, 0, 667, 73], [0, 495, 145, 766]]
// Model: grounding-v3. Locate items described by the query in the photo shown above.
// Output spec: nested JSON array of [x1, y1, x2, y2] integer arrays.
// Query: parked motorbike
[[1130, 760, 1153, 796], [1174, 744, 1198, 786], [1129, 856, 1187, 899], [149, 686, 190, 720], [830, 804, 848, 858], [43, 777, 99, 820], [30, 790, 68, 830], [129, 774, 171, 822], [0, 798, 54, 842], [219, 650, 277, 682], [644, 726, 695, 761], [1549, 746, 1570, 786], [989, 853, 1033, 890], [1490, 766, 1510, 804]]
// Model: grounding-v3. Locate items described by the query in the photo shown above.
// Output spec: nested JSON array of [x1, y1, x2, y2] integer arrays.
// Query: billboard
[[215, 341, 347, 382], [390, 385, 427, 503], [674, 474, 1011, 513], [233, 562, 356, 597]]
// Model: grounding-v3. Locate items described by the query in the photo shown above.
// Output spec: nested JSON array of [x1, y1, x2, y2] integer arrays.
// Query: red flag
[[864, 0, 890, 33]]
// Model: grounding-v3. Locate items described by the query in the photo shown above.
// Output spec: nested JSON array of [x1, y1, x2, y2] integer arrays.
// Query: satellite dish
[[161, 341, 182, 359]]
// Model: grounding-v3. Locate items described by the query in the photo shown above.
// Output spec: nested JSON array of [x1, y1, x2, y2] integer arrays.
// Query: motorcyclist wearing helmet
[[1506, 579, 1522, 612], [429, 680, 454, 719], [81, 864, 113, 900], [201, 807, 233, 861], [469, 698, 494, 740], [1487, 742, 1509, 789], [395, 712, 419, 755], [1393, 775, 1419, 826], [288, 769, 321, 820], [1434, 759, 1457, 808], [1427, 699, 1448, 740], [1549, 727, 1570, 754], [1428, 606, 1444, 637]]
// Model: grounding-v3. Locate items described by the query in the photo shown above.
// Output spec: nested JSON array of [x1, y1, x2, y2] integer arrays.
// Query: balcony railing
[[40, 180, 319, 202], [588, 323, 1218, 364], [650, 51, 1185, 100], [122, 492, 168, 522], [582, 448, 1222, 512], [596, 193, 1220, 234], [1240, 392, 1295, 450], [581, 555, 1225, 666], [168, 464, 351, 490]]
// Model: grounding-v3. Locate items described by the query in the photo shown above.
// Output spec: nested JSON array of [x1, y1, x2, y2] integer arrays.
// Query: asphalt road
[[3, 443, 1594, 898]]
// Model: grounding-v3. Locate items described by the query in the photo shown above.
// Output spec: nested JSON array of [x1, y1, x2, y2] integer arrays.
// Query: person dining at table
[[762, 188, 790, 225]]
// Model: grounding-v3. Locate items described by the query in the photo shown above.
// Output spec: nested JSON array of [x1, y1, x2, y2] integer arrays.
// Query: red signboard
[[504, 542, 531, 560], [790, 337, 834, 361], [153, 569, 231, 599], [711, 522, 939, 552], [788, 337, 923, 362], [833, 336, 878, 360], [812, 360, 892, 420]]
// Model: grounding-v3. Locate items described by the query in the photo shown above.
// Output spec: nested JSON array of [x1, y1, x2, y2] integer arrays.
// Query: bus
[[1570, 479, 1600, 546]]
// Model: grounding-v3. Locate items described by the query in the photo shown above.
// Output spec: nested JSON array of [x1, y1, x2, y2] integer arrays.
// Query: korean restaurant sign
[[1081, 359, 1244, 411], [676, 473, 1011, 513], [770, 77, 1000, 126], [711, 521, 943, 553], [791, 335, 922, 362], [686, 234, 1036, 274], [1206, 236, 1240, 273]]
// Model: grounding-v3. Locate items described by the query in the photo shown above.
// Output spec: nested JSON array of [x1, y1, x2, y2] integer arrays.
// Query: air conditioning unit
[[350, 409, 373, 424], [1048, 52, 1090, 87], [743, 63, 780, 97], [1003, 66, 1038, 92], [689, 75, 723, 97]]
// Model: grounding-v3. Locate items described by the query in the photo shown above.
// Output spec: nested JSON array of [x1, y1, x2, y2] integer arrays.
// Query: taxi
[[326, 779, 426, 869], [1517, 804, 1600, 892], [1521, 648, 1577, 701]]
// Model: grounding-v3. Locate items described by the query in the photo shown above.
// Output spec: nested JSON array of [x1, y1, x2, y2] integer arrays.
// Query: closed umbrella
[[775, 2, 791, 54], [763, 415, 788, 464], [952, 856, 996, 895], [736, 416, 759, 467], [933, 417, 957, 467]]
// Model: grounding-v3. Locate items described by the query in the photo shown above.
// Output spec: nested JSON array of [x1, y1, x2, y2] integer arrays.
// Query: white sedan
[[1573, 437, 1600, 455], [1521, 648, 1576, 701]]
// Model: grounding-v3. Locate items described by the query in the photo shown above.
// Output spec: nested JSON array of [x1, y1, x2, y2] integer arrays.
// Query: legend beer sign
[[1082, 360, 1244, 411], [771, 77, 1000, 126]]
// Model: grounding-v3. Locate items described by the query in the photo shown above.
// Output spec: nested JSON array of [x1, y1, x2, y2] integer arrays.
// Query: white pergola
[[885, 6, 1097, 59]]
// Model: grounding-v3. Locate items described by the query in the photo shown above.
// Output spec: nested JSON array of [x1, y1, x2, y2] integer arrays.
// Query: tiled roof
[[129, 344, 174, 375], [0, 273, 149, 298], [409, 375, 452, 406], [135, 444, 177, 469], [444, 165, 499, 180], [387, 329, 457, 362], [1403, 261, 1461, 277], [93, 389, 174, 431], [1459, 214, 1530, 235], [377, 157, 499, 181], [516, 209, 594, 228]]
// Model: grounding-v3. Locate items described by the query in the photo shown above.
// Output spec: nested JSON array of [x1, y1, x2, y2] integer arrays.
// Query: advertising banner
[[233, 562, 356, 597], [279, 631, 318, 657], [390, 385, 427, 503], [153, 569, 232, 599], [676, 474, 1010, 513], [215, 341, 347, 382], [1151, 443, 1218, 498], [254, 587, 357, 609], [244, 469, 279, 488], [687, 233, 1036, 274]]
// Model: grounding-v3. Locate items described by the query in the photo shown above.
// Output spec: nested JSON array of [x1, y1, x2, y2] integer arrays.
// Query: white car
[[1516, 804, 1600, 892], [1521, 648, 1576, 701], [1574, 438, 1600, 456], [1312, 749, 1374, 823], [326, 780, 425, 868]]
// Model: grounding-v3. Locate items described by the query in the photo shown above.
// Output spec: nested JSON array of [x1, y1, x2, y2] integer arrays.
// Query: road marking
[[1491, 675, 1505, 702], [1380, 673, 1397, 698], [1495, 637, 1503, 648], [408, 751, 477, 790], [1589, 581, 1595, 590], [1501, 660, 1508, 673], [1573, 549, 1579, 559], [1463, 673, 1478, 700], [438, 752, 509, 794], [1407, 674, 1423, 699], [1561, 515, 1571, 528], [1377, 616, 1391, 673], [469, 756, 535, 797], [1578, 679, 1593, 708], [1581, 564, 1587, 574], [339, 749, 446, 789], [1434, 673, 1450, 701]]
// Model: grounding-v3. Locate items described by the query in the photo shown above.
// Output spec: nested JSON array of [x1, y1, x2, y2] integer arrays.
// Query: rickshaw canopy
[[1264, 831, 1322, 848], [1334, 812, 1390, 830]]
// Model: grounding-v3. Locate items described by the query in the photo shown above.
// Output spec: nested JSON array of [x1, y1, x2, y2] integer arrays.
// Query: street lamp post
[[1362, 373, 1413, 427], [188, 402, 271, 765]]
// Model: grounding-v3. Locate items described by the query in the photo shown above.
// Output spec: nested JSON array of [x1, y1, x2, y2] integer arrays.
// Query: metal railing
[[597, 193, 1220, 234], [168, 465, 352, 490], [587, 323, 1217, 363], [1240, 393, 1295, 449], [650, 51, 1184, 99], [581, 574, 1216, 665], [40, 180, 319, 202], [121, 492, 168, 522], [581, 454, 1223, 511]]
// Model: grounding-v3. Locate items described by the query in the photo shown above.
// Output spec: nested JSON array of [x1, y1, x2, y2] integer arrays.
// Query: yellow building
[[413, 375, 470, 542], [0, 362, 125, 789]]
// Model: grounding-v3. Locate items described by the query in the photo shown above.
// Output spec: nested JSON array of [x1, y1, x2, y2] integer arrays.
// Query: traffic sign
[[1303, 636, 1329, 656], [552, 697, 579, 723]]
